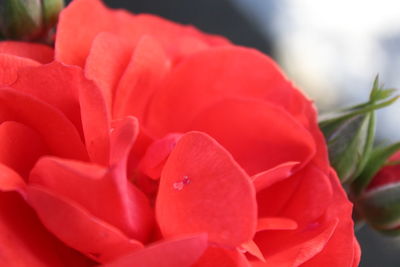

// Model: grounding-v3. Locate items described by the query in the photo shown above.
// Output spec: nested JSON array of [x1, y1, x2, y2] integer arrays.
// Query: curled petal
[[27, 186, 143, 263], [138, 133, 182, 179], [85, 32, 133, 111], [0, 88, 88, 161], [30, 157, 153, 242]]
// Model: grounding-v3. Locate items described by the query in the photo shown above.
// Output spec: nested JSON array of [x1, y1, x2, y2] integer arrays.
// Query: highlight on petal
[[147, 46, 294, 136], [26, 186, 143, 263], [29, 156, 153, 242], [190, 99, 316, 175], [156, 131, 257, 247], [0, 88, 88, 161], [0, 41, 54, 63], [79, 71, 111, 165], [113, 36, 170, 121], [85, 32, 133, 111], [104, 234, 208, 267]]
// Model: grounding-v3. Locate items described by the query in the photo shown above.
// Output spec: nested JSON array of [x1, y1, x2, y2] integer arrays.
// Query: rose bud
[[0, 0, 64, 42], [356, 151, 400, 235], [320, 76, 398, 183]]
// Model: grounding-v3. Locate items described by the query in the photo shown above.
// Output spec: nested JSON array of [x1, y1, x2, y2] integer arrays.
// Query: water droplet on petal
[[173, 175, 191, 190], [110, 127, 115, 133], [173, 181, 184, 191]]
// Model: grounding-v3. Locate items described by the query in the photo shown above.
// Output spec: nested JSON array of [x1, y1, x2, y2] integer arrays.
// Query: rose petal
[[0, 41, 54, 63], [11, 62, 83, 133], [252, 162, 300, 192], [257, 165, 333, 224], [110, 116, 139, 166], [138, 133, 182, 179], [0, 121, 47, 178], [257, 217, 298, 232], [280, 166, 333, 223], [0, 163, 26, 193], [254, 219, 338, 267], [56, 0, 229, 66], [0, 191, 93, 266], [191, 99, 315, 175], [104, 234, 208, 267], [130, 15, 230, 60], [56, 0, 120, 66], [288, 89, 330, 172], [79, 71, 111, 165], [113, 36, 170, 121], [300, 170, 359, 267], [0, 54, 39, 85], [156, 131, 257, 247], [352, 240, 361, 267], [27, 186, 143, 263], [147, 46, 294, 137], [85, 32, 133, 110], [0, 88, 88, 161], [241, 240, 266, 262], [193, 246, 250, 267], [30, 156, 153, 242]]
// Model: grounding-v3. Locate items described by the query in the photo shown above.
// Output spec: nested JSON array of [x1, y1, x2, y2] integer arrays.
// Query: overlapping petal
[[156, 132, 257, 247], [104, 234, 208, 267]]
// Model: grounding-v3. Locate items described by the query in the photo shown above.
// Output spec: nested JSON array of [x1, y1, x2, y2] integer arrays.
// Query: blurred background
[[66, 0, 400, 265]]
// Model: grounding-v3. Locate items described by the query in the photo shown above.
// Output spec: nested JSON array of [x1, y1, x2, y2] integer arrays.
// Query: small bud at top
[[0, 0, 64, 43]]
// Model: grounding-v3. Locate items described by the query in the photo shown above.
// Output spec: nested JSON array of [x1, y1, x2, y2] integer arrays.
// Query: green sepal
[[319, 75, 399, 183], [357, 182, 400, 234]]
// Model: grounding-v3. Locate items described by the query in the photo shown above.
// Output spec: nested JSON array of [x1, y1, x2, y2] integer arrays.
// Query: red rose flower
[[0, 0, 360, 266]]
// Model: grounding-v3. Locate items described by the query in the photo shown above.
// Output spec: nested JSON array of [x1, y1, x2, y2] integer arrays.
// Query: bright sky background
[[232, 0, 400, 142]]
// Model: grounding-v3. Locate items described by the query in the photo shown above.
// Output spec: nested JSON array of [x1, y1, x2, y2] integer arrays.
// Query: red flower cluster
[[0, 0, 360, 266]]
